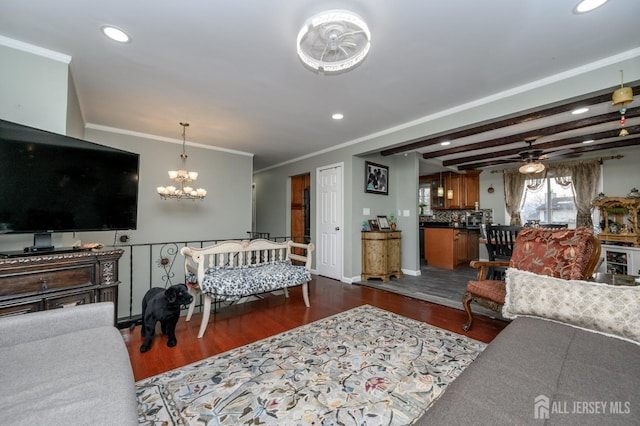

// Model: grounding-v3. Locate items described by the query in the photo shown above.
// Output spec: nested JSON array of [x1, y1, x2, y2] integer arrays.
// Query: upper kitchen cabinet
[[419, 174, 446, 209], [446, 170, 481, 209], [421, 170, 481, 210]]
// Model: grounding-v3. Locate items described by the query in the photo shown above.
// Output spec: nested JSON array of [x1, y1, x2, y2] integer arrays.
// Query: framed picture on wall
[[365, 161, 389, 195]]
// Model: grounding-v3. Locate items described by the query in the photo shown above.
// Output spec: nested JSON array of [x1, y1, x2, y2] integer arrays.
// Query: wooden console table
[[361, 231, 403, 282], [0, 249, 123, 325]]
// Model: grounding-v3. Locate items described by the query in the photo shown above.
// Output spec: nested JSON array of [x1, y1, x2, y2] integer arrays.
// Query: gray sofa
[[418, 316, 640, 425], [418, 269, 640, 425], [0, 302, 138, 426]]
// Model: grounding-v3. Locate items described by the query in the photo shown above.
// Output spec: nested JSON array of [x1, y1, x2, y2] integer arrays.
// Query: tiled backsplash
[[420, 209, 493, 224]]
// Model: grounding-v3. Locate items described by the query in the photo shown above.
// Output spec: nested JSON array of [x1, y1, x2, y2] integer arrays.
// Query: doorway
[[290, 173, 310, 244]]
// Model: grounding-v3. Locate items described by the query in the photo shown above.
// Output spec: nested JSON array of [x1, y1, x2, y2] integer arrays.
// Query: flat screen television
[[0, 119, 139, 243]]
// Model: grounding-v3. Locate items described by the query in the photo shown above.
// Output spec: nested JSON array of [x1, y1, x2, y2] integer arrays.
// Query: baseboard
[[402, 268, 421, 276]]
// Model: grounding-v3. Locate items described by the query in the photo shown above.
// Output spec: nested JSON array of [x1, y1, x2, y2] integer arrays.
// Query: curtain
[[569, 159, 600, 228], [504, 159, 601, 228], [503, 169, 529, 225]]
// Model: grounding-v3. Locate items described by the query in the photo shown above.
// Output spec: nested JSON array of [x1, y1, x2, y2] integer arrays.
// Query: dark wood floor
[[122, 275, 508, 381]]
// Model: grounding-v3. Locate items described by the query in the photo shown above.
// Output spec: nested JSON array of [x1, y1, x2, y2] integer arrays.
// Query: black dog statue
[[140, 283, 193, 353]]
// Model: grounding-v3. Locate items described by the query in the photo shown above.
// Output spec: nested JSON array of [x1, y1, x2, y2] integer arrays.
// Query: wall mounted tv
[[0, 119, 139, 238]]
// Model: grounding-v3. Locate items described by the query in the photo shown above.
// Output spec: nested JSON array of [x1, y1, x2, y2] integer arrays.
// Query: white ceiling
[[1, 0, 639, 170]]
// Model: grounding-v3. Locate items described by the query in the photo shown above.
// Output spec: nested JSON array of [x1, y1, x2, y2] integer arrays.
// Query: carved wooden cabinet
[[592, 196, 640, 247], [361, 231, 403, 282], [0, 249, 123, 325]]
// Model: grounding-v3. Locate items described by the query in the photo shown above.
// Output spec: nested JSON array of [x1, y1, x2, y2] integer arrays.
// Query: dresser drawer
[[45, 288, 96, 310], [0, 297, 43, 317], [0, 265, 94, 297]]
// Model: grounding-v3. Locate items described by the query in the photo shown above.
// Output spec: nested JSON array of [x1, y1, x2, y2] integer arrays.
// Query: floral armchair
[[462, 227, 602, 331]]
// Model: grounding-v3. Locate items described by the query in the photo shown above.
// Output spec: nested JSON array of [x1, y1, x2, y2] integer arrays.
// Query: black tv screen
[[0, 119, 139, 234]]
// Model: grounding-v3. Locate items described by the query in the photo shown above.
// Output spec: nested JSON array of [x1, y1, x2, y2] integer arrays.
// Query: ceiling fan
[[516, 140, 581, 174], [518, 140, 547, 174]]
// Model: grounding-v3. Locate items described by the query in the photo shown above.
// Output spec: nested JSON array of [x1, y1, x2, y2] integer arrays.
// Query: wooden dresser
[[0, 249, 123, 325], [361, 231, 403, 282]]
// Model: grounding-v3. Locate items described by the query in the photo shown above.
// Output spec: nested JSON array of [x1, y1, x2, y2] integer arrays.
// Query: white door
[[316, 163, 343, 280]]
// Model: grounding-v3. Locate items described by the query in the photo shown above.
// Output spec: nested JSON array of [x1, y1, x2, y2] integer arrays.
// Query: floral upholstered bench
[[181, 239, 314, 338]]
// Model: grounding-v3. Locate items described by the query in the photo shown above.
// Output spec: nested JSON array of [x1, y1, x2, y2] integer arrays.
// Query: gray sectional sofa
[[0, 302, 138, 426], [418, 269, 640, 425], [418, 316, 640, 425]]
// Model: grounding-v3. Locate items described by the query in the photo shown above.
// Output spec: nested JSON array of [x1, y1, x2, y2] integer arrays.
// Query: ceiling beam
[[443, 125, 640, 166], [457, 137, 640, 170], [380, 84, 640, 157], [422, 108, 640, 160]]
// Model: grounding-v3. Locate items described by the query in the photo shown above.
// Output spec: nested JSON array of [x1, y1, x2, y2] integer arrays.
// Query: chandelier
[[297, 10, 371, 74], [157, 122, 206, 200]]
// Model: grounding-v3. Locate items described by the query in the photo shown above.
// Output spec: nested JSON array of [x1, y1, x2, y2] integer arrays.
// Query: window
[[419, 185, 431, 215], [520, 176, 577, 228]]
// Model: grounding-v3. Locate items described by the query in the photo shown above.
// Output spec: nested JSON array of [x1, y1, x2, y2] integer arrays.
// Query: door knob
[[335, 226, 340, 231]]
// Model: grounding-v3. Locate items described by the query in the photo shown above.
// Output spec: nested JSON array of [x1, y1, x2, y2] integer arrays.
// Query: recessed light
[[332, 113, 344, 120], [440, 141, 451, 146], [101, 25, 131, 43], [574, 0, 608, 14], [572, 107, 589, 115], [582, 139, 595, 144]]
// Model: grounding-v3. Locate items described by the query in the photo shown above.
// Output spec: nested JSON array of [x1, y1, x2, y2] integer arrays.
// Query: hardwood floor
[[122, 275, 508, 381]]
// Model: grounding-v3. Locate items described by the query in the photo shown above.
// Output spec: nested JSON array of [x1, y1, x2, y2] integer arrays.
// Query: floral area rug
[[136, 305, 486, 425]]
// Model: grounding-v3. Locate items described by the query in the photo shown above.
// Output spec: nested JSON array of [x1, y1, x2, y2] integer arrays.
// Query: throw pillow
[[509, 227, 593, 280], [503, 268, 640, 345]]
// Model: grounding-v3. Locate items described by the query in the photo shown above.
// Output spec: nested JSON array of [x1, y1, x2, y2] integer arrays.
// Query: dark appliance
[[465, 211, 485, 229], [0, 119, 140, 243]]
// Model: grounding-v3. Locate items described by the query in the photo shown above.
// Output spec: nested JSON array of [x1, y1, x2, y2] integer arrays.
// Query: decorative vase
[[390, 223, 397, 231]]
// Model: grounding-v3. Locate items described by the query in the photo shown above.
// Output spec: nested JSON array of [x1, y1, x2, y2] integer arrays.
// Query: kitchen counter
[[420, 221, 478, 230], [423, 227, 480, 269]]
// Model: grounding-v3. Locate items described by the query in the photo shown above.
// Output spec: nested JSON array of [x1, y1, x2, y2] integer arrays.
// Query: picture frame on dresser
[[377, 215, 390, 230], [365, 161, 389, 195], [368, 219, 380, 231]]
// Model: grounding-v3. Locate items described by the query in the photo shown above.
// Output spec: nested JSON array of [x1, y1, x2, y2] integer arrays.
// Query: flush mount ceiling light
[[297, 9, 371, 74], [101, 25, 130, 43], [571, 107, 589, 115], [574, 0, 608, 14], [332, 113, 344, 120]]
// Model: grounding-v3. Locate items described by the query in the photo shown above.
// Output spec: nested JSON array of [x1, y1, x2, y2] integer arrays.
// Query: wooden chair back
[[485, 225, 522, 261]]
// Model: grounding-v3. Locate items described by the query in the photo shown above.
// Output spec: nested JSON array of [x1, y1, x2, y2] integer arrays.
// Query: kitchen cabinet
[[446, 170, 481, 209], [420, 171, 481, 210], [424, 228, 480, 269], [361, 231, 403, 282], [419, 175, 445, 209]]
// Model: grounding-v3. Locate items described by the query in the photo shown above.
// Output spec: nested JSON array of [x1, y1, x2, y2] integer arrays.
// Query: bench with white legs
[[181, 239, 314, 338]]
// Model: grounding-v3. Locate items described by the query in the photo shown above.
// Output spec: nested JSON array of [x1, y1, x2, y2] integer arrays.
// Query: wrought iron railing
[[115, 235, 306, 328]]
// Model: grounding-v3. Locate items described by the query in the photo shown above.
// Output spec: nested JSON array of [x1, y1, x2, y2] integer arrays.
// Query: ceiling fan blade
[[543, 148, 579, 159]]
